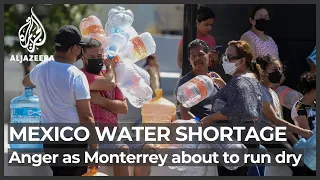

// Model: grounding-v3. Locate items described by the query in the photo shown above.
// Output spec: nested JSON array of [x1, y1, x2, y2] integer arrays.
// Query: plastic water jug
[[124, 32, 156, 63], [104, 6, 134, 57], [141, 88, 176, 124], [177, 75, 218, 108], [9, 86, 42, 152], [79, 15, 108, 49], [293, 128, 316, 171], [114, 59, 153, 108]]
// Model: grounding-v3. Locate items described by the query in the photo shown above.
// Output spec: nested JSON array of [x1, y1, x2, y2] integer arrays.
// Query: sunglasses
[[222, 54, 242, 62]]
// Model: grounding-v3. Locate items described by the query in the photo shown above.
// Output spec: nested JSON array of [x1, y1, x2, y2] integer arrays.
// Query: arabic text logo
[[18, 7, 46, 53]]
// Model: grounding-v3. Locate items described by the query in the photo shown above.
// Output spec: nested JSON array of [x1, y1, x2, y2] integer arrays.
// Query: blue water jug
[[9, 86, 42, 152], [293, 129, 316, 171]]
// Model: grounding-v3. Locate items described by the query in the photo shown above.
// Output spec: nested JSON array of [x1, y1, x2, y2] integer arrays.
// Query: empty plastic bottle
[[114, 58, 153, 108], [104, 6, 134, 57], [132, 63, 150, 86], [177, 75, 218, 108], [293, 128, 316, 171], [275, 86, 303, 110], [123, 32, 156, 63], [80, 15, 108, 49], [10, 86, 42, 152]]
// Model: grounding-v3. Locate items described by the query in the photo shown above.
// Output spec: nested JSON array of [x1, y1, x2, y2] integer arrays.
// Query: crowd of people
[[175, 5, 316, 176], [20, 5, 315, 177]]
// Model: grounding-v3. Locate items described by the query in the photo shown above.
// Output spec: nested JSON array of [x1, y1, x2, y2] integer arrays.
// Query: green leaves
[[4, 4, 96, 63]]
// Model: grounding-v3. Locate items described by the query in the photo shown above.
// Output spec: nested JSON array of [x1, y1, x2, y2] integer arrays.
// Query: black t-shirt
[[291, 100, 316, 132]]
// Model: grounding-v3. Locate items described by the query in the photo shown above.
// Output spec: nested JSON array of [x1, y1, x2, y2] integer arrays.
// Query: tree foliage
[[4, 4, 97, 74]]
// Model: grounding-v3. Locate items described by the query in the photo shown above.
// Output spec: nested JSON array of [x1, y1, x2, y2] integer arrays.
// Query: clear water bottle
[[123, 32, 156, 63], [132, 63, 150, 86], [293, 128, 316, 171], [177, 75, 218, 108], [80, 15, 108, 49], [10, 86, 42, 152], [114, 59, 153, 108], [104, 6, 134, 57]]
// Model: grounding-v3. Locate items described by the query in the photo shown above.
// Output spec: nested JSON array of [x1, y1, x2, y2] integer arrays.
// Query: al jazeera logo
[[10, 7, 53, 63]]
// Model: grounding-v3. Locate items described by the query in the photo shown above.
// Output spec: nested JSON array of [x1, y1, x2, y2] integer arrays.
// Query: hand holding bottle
[[207, 71, 226, 88]]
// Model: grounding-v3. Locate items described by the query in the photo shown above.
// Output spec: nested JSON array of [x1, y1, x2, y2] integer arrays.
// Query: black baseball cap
[[54, 25, 90, 48]]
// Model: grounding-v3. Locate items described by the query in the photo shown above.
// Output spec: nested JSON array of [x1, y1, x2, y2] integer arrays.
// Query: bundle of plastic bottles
[[79, 6, 156, 108]]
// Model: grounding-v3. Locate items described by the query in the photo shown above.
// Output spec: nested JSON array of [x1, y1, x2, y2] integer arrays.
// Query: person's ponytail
[[249, 59, 263, 81]]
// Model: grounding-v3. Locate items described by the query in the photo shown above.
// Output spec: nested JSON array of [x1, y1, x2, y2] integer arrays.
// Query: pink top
[[243, 30, 279, 58], [80, 68, 125, 126], [179, 34, 216, 50]]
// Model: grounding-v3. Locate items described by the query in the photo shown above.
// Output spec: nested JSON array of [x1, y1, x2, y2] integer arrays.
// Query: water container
[[293, 128, 316, 171], [275, 86, 303, 110], [132, 63, 150, 86], [80, 15, 108, 49], [123, 32, 156, 63], [10, 86, 42, 152], [114, 59, 153, 108], [141, 89, 176, 124], [177, 75, 218, 108], [104, 6, 134, 57], [82, 167, 108, 176]]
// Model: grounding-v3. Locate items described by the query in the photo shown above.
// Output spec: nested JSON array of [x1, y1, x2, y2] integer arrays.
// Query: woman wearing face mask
[[177, 6, 216, 69], [201, 40, 263, 176], [240, 5, 285, 87], [254, 55, 313, 176]]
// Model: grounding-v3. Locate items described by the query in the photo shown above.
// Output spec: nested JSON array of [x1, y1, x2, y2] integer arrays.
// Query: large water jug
[[141, 89, 176, 149], [177, 75, 218, 108], [9, 86, 42, 152], [123, 32, 156, 63], [293, 128, 316, 171], [141, 89, 176, 124], [104, 6, 134, 57], [80, 15, 108, 49], [275, 86, 303, 110], [114, 58, 153, 108]]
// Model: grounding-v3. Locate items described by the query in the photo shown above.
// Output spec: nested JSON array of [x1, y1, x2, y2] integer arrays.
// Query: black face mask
[[255, 19, 270, 32], [268, 69, 282, 83], [85, 59, 103, 74]]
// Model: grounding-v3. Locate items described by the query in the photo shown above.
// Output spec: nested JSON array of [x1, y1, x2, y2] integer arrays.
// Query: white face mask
[[222, 56, 239, 75]]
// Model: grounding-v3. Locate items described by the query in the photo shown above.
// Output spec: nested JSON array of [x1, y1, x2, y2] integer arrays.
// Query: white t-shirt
[[29, 59, 90, 123]]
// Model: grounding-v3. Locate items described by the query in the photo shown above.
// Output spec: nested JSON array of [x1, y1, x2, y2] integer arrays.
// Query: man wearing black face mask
[[22, 25, 98, 176], [80, 39, 155, 176]]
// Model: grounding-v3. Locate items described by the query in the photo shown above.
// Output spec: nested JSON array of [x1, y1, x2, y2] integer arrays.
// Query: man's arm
[[179, 104, 192, 120], [90, 66, 116, 91], [22, 73, 35, 87], [90, 91, 128, 114], [74, 74, 98, 147]]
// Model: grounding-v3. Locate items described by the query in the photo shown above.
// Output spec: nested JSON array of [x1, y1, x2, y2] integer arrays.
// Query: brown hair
[[228, 40, 263, 80], [249, 5, 269, 19]]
